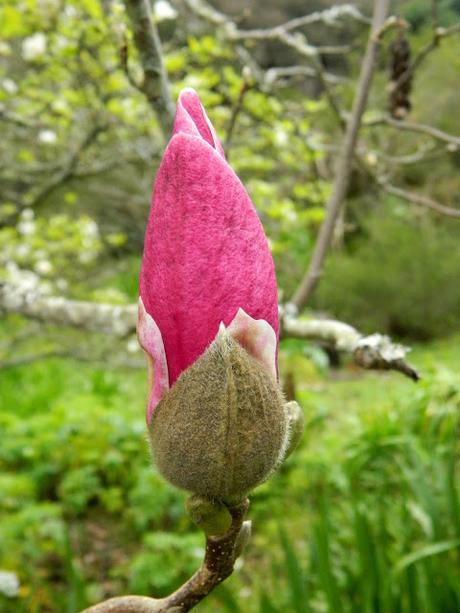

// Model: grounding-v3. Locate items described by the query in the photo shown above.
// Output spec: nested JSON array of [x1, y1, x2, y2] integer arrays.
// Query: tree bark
[[290, 0, 390, 310]]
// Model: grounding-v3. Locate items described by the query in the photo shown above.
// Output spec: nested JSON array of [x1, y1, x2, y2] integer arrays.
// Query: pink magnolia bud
[[138, 89, 287, 500]]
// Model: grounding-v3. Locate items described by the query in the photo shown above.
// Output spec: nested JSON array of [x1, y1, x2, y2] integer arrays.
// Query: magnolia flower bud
[[149, 329, 287, 501], [138, 89, 304, 504]]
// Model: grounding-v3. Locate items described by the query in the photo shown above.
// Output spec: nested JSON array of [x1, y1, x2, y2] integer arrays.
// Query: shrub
[[314, 213, 460, 339]]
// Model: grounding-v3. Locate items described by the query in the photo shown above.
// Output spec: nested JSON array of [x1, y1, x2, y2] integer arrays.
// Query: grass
[[0, 330, 459, 612]]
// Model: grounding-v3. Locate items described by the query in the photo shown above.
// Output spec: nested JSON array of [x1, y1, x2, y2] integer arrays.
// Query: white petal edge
[[137, 297, 170, 423], [226, 307, 277, 380]]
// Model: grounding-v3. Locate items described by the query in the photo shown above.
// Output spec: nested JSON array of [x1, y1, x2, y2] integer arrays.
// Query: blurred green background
[[1, 0, 460, 611]]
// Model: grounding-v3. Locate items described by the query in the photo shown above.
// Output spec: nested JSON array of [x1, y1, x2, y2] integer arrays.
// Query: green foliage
[[402, 0, 460, 30], [128, 532, 202, 595], [0, 337, 459, 612], [266, 364, 460, 612], [314, 214, 460, 339], [1, 1, 460, 611]]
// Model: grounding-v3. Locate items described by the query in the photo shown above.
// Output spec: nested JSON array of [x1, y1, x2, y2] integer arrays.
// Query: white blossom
[[17, 220, 35, 236], [21, 208, 34, 221], [0, 571, 19, 598], [82, 219, 99, 239], [5, 261, 19, 275], [0, 41, 12, 56], [38, 129, 57, 144], [78, 251, 97, 263], [38, 0, 60, 12], [2, 79, 18, 94], [6, 267, 40, 292], [63, 4, 78, 17], [15, 244, 31, 258], [274, 128, 288, 146], [126, 337, 140, 353], [285, 208, 298, 222], [154, 0, 178, 21], [35, 260, 53, 275], [51, 99, 70, 115], [55, 35, 69, 51], [56, 278, 68, 291], [22, 33, 47, 61], [111, 21, 127, 37], [239, 587, 252, 598], [366, 151, 378, 166]]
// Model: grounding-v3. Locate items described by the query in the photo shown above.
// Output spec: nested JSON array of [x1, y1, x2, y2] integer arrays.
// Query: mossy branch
[[0, 282, 419, 380], [123, 0, 174, 138]]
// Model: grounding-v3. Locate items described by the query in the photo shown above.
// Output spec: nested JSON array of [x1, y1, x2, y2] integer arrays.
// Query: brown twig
[[256, 5, 371, 31], [263, 65, 344, 87], [290, 0, 390, 310], [379, 182, 460, 219], [120, 36, 143, 91], [364, 115, 460, 147], [180, 0, 363, 128], [181, 0, 366, 71], [225, 70, 252, 150], [80, 500, 249, 613], [365, 143, 440, 165]]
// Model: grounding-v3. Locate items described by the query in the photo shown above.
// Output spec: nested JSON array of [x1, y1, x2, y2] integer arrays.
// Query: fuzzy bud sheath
[[138, 88, 297, 503], [151, 328, 287, 500]]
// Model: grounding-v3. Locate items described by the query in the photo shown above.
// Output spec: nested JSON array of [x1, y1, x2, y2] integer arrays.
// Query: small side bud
[[234, 520, 252, 558], [186, 495, 232, 536], [282, 401, 305, 460]]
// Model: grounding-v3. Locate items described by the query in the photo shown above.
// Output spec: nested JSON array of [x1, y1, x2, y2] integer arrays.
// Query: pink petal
[[227, 308, 277, 380], [137, 297, 169, 422], [173, 88, 225, 158], [140, 124, 279, 386]]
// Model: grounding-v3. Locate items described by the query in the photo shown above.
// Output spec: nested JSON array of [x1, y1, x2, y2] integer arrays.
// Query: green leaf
[[395, 540, 460, 574], [279, 526, 310, 613]]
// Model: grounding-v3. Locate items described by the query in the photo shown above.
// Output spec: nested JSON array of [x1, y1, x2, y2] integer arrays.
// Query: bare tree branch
[[180, 0, 353, 127], [0, 108, 44, 129], [259, 5, 371, 31], [379, 181, 460, 219], [362, 143, 440, 165], [80, 500, 249, 613], [290, 0, 390, 310], [282, 313, 419, 380], [24, 124, 106, 210], [124, 0, 175, 137], [364, 115, 460, 148], [0, 282, 137, 336], [0, 281, 418, 379], [225, 69, 252, 150], [263, 65, 345, 88], [181, 0, 365, 59]]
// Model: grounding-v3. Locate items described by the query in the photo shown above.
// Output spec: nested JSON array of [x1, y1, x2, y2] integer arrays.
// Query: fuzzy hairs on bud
[[149, 327, 288, 502]]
